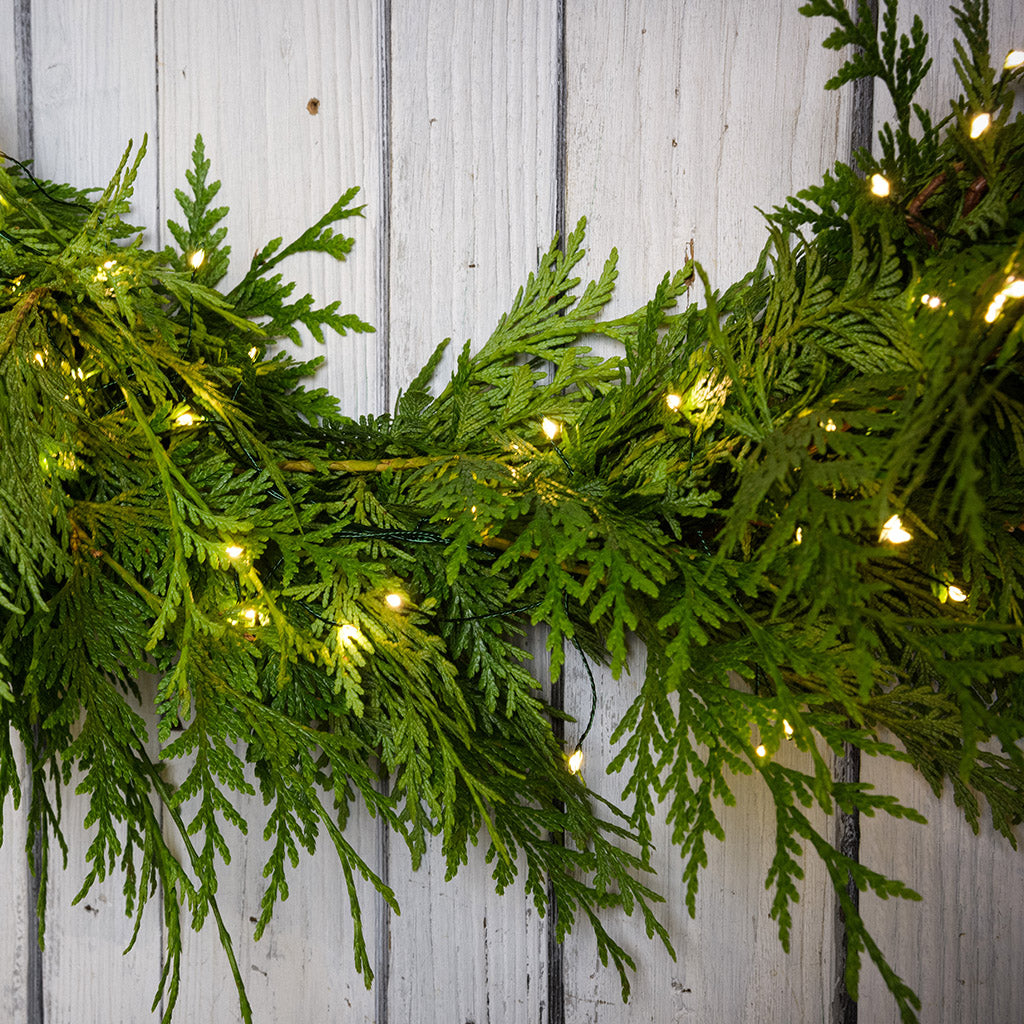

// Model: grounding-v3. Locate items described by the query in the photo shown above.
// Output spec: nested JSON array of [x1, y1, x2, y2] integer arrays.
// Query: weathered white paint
[[0, 9, 30, 1022], [560, 4, 849, 1020], [858, 4, 1024, 1021], [3, 1, 1024, 1022], [384, 3, 559, 1020], [156, 4, 384, 1020]]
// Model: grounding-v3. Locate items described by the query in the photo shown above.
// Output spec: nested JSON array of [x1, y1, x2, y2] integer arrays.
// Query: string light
[[189, 249, 205, 270], [879, 514, 912, 544], [870, 173, 891, 197], [665, 392, 682, 411], [921, 293, 942, 309], [241, 607, 258, 626], [795, 527, 803, 544], [754, 743, 768, 758], [225, 544, 245, 559], [783, 719, 794, 738], [542, 417, 560, 440], [947, 585, 968, 603], [567, 748, 584, 774], [1006, 50, 1024, 69], [385, 592, 403, 609], [821, 418, 837, 431], [248, 346, 259, 360], [175, 410, 196, 427], [969, 112, 992, 139], [337, 623, 363, 644], [983, 277, 1024, 323], [33, 351, 45, 367]]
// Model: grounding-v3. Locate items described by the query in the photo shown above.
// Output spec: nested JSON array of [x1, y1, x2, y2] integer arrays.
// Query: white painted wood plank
[[387, 0, 561, 395], [26, 4, 164, 1020], [158, 0, 384, 420], [383, 2, 559, 1021], [0, 732, 30, 1022], [561, 4, 851, 1019], [0, 0, 18, 155], [30, 0, 157, 240], [0, 9, 30, 1017], [858, 4, 1024, 1022], [859, 754, 1024, 1023], [156, 3, 385, 1020]]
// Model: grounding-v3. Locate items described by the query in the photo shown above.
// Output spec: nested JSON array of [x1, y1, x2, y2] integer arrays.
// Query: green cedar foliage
[[1, 1, 1023, 1021]]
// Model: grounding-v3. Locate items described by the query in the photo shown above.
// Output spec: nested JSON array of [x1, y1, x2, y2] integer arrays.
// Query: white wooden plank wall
[[1, 9, 30, 1023], [2, 2, 1023, 1023]]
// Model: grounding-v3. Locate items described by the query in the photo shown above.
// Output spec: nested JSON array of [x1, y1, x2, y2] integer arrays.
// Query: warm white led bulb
[[782, 719, 794, 737], [385, 592, 403, 609], [1003, 279, 1024, 299], [248, 346, 259, 360], [969, 112, 991, 139], [755, 743, 768, 759], [879, 514, 912, 544], [338, 623, 362, 643], [823, 419, 837, 432], [665, 393, 683, 411], [225, 544, 245, 559], [947, 585, 968, 603], [189, 249, 205, 270], [542, 417, 560, 440], [242, 607, 258, 626], [33, 351, 45, 367], [175, 410, 195, 427], [870, 173, 891, 197], [568, 748, 584, 774], [795, 527, 804, 545], [1005, 50, 1024, 69]]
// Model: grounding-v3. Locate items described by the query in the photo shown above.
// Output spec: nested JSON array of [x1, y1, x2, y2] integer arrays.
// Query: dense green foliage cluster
[[0, 1, 1022, 1021]]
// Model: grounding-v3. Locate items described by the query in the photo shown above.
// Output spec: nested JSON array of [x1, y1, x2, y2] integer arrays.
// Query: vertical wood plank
[[26, 4, 164, 1020], [156, 3, 384, 1020], [0, 733, 30, 1023], [561, 3, 851, 1019], [383, 2, 558, 1020], [858, 4, 1024, 1022], [0, 0, 18, 153], [158, 0, 384, 420], [0, 7, 30, 1022]]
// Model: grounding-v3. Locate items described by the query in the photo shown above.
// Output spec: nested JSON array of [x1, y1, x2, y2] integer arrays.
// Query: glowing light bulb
[[1004, 279, 1024, 299], [189, 249, 205, 270], [1005, 50, 1024, 69], [568, 748, 584, 774], [242, 607, 258, 626], [879, 514, 912, 544], [338, 624, 362, 644], [248, 346, 259, 360], [870, 173, 891, 197], [542, 417, 560, 440], [103, 259, 117, 270], [225, 544, 245, 560], [783, 719, 794, 738], [385, 592, 403, 610], [175, 410, 196, 427], [795, 527, 803, 545], [822, 419, 837, 431], [755, 743, 768, 758], [947, 585, 968, 603], [985, 294, 1006, 323], [969, 112, 991, 139], [33, 351, 45, 367], [665, 393, 683, 411]]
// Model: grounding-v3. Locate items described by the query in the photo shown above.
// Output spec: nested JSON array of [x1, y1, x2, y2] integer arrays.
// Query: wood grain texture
[[24, 4, 163, 1020], [30, 0, 157, 239], [157, 0, 385, 419], [383, 3, 559, 1020], [156, 3, 384, 1019], [0, 733, 30, 1023], [560, 3, 850, 1019], [858, 4, 1024, 1022], [0, 10, 30, 1024], [0, 0, 18, 154]]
